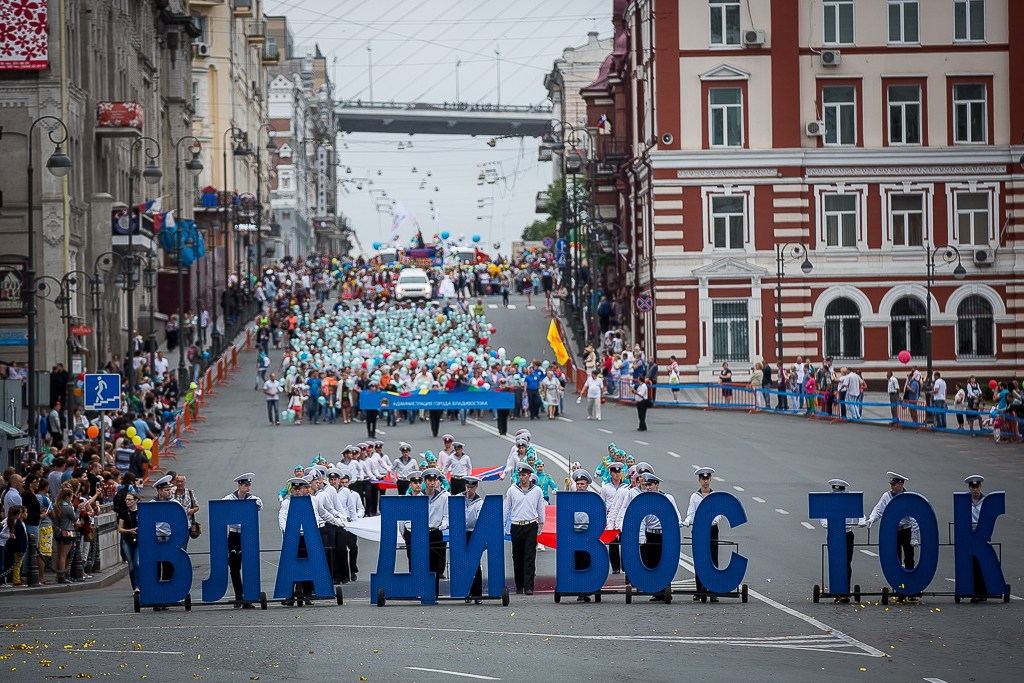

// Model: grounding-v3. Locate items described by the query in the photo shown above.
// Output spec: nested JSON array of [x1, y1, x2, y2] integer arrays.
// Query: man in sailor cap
[[223, 473, 263, 608], [819, 478, 863, 603]]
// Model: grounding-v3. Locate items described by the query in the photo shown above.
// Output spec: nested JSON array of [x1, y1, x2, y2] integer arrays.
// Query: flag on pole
[[547, 319, 569, 366], [390, 202, 408, 242], [597, 114, 610, 135]]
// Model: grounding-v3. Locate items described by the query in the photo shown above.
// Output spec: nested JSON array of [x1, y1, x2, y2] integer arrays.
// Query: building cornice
[[648, 146, 1020, 171]]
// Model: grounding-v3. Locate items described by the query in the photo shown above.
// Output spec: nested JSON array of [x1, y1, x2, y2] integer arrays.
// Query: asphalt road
[[1, 293, 1020, 682]]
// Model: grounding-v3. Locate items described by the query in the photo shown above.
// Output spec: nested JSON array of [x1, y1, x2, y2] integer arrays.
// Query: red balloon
[[361, 361, 367, 369], [467, 354, 474, 363], [897, 350, 911, 364], [410, 360, 418, 368], [479, 337, 488, 346], [383, 350, 391, 357], [490, 326, 496, 334], [77, 372, 86, 382], [989, 379, 998, 390], [477, 378, 485, 387]]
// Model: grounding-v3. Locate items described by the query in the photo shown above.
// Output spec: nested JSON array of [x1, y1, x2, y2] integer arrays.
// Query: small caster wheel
[[954, 595, 961, 603], [554, 592, 561, 604], [663, 590, 672, 605], [741, 584, 748, 604], [133, 592, 141, 613], [501, 587, 510, 607], [812, 584, 821, 603], [259, 591, 268, 610], [625, 585, 632, 604], [853, 585, 860, 604], [594, 591, 601, 603], [881, 586, 889, 605], [335, 586, 344, 606], [376, 588, 386, 607], [184, 594, 192, 612], [699, 594, 707, 603], [1004, 584, 1011, 603]]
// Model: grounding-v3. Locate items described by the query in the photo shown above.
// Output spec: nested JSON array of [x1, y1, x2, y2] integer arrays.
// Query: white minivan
[[395, 267, 433, 300]]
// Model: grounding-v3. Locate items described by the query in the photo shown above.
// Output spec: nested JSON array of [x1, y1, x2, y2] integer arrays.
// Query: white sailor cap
[[571, 469, 593, 485], [964, 474, 985, 485], [309, 469, 325, 480], [694, 467, 715, 478], [641, 472, 663, 484], [515, 429, 531, 440], [374, 441, 385, 447], [625, 466, 637, 479], [302, 467, 314, 476], [569, 461, 582, 470], [635, 461, 655, 475], [302, 474, 314, 483], [887, 471, 908, 483], [829, 478, 850, 489], [399, 442, 412, 451], [515, 438, 529, 447], [327, 468, 343, 478], [464, 475, 481, 485], [234, 472, 255, 484], [607, 462, 624, 472], [452, 441, 464, 449], [357, 442, 368, 449], [530, 473, 539, 484], [343, 444, 356, 453], [154, 474, 173, 489], [442, 434, 454, 441], [515, 461, 534, 474], [407, 471, 423, 481], [313, 464, 329, 475], [422, 467, 443, 479], [288, 477, 308, 486]]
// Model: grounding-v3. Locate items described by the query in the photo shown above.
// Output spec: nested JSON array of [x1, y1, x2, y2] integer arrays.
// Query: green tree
[[521, 219, 556, 241], [521, 177, 590, 241]]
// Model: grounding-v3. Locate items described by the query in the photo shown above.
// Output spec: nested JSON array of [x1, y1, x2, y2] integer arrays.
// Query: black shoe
[[524, 589, 533, 595], [242, 603, 256, 609], [576, 595, 586, 602], [474, 599, 483, 605], [465, 598, 472, 604], [304, 600, 315, 606], [970, 597, 981, 603], [692, 595, 701, 601], [282, 598, 295, 606], [233, 602, 242, 609], [351, 573, 358, 581], [710, 597, 719, 603], [340, 578, 349, 584], [649, 595, 663, 602], [611, 569, 621, 575]]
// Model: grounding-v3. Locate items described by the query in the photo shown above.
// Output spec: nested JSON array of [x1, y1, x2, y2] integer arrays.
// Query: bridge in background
[[334, 100, 553, 137]]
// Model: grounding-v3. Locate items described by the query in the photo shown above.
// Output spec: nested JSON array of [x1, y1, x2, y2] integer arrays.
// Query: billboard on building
[[0, 0, 49, 71]]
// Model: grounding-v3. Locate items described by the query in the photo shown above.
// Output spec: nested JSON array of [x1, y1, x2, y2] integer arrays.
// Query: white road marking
[[556, 416, 573, 422], [801, 522, 815, 529], [598, 428, 613, 434], [487, 304, 498, 309], [634, 440, 649, 446], [507, 304, 517, 310], [407, 667, 501, 680], [691, 464, 700, 469], [667, 451, 681, 458], [923, 678, 949, 683], [859, 549, 879, 557], [527, 305, 537, 310], [66, 650, 184, 655], [775, 509, 789, 515], [712, 476, 724, 482], [752, 497, 766, 503], [733, 486, 745, 492]]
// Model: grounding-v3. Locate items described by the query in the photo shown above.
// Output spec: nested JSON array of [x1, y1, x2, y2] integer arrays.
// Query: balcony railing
[[233, 0, 252, 16], [246, 19, 266, 44], [262, 47, 280, 65], [598, 136, 630, 165], [96, 102, 144, 138]]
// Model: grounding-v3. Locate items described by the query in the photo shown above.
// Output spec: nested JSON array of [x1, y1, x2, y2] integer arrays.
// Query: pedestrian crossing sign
[[84, 373, 121, 411]]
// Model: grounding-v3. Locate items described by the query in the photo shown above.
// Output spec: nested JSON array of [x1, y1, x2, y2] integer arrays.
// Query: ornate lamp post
[[775, 242, 813, 365]]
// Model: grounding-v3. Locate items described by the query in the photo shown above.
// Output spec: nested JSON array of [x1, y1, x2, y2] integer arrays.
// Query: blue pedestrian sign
[[542, 236, 554, 249], [84, 373, 121, 411], [555, 238, 568, 253], [555, 253, 567, 267], [636, 295, 654, 313]]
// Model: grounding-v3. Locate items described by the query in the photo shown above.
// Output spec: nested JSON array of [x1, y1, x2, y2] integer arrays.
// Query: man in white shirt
[[581, 369, 604, 421], [887, 370, 901, 423], [422, 468, 450, 596], [846, 369, 863, 420], [503, 462, 545, 594], [153, 351, 169, 378], [263, 372, 281, 425], [862, 472, 920, 596], [931, 371, 948, 429], [444, 442, 473, 495]]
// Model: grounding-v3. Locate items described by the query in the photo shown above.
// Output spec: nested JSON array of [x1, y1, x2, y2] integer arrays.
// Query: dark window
[[824, 297, 862, 359], [712, 300, 749, 363], [890, 296, 927, 357], [956, 295, 994, 357]]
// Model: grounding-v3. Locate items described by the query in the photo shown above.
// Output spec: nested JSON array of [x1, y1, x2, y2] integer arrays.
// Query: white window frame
[[814, 184, 869, 252], [711, 299, 750, 364], [822, 85, 857, 146], [945, 182, 999, 247], [887, 0, 919, 45], [278, 167, 294, 191], [701, 185, 756, 254], [709, 0, 742, 47], [953, 0, 986, 43], [880, 183, 934, 251], [823, 0, 855, 46], [887, 84, 922, 146], [952, 82, 987, 144], [708, 86, 744, 148]]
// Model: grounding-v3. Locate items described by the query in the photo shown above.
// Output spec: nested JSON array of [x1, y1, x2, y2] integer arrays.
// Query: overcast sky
[[264, 0, 611, 256]]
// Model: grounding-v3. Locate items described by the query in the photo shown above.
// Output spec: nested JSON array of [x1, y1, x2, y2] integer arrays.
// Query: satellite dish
[[492, 241, 501, 250]]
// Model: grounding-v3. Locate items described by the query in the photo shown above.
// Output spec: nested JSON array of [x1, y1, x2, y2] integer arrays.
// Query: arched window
[[824, 297, 862, 359], [890, 296, 927, 357], [957, 295, 994, 358]]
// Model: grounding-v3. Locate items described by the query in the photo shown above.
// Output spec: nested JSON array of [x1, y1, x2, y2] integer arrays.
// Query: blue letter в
[[136, 500, 193, 606], [555, 491, 609, 596]]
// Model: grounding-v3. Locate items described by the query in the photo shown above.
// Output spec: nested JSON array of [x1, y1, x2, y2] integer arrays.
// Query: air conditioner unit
[[194, 42, 211, 58], [973, 248, 996, 265], [743, 29, 765, 47], [821, 50, 841, 67], [805, 120, 826, 137]]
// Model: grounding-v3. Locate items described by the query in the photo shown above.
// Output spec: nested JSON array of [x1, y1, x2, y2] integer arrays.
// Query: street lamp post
[[125, 136, 163, 410], [775, 242, 813, 366], [254, 123, 278, 287], [219, 126, 247, 355], [37, 271, 93, 437], [25, 116, 72, 442], [924, 245, 967, 421], [174, 136, 204, 382], [93, 252, 133, 378], [143, 256, 157, 374]]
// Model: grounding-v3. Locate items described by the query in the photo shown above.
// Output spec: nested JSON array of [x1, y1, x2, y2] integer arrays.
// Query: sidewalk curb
[[0, 564, 127, 598]]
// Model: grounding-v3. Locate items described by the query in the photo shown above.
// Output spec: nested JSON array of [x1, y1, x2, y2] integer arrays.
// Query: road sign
[[84, 373, 121, 411], [555, 238, 568, 253], [555, 253, 567, 267], [636, 295, 654, 313], [542, 236, 554, 249], [618, 242, 629, 255]]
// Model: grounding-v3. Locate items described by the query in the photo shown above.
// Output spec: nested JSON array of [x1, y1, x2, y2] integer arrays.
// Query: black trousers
[[293, 535, 315, 598], [429, 529, 447, 596], [973, 557, 987, 597], [527, 389, 541, 419], [397, 480, 410, 496], [467, 531, 483, 597], [319, 525, 337, 583], [641, 531, 665, 597], [365, 410, 378, 437], [345, 528, 359, 575], [608, 532, 621, 573], [844, 530, 855, 585], [510, 522, 538, 592], [896, 526, 915, 570], [365, 482, 380, 516], [333, 527, 350, 583], [228, 531, 245, 601], [351, 481, 367, 506], [450, 477, 466, 496], [636, 401, 648, 431], [496, 409, 509, 435], [429, 410, 442, 437], [694, 526, 719, 593], [403, 528, 412, 565]]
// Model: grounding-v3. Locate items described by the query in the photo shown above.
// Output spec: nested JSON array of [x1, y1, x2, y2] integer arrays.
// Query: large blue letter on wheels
[[273, 496, 333, 600], [370, 495, 435, 604], [692, 491, 748, 595], [555, 492, 609, 595], [620, 492, 680, 594], [448, 495, 505, 598], [137, 501, 193, 605], [808, 491, 863, 596], [953, 491, 1006, 596], [878, 492, 938, 595], [202, 499, 261, 603]]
